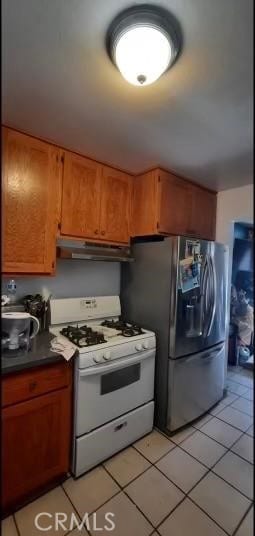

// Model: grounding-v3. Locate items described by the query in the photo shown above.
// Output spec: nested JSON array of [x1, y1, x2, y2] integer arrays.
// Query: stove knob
[[103, 351, 111, 361], [93, 355, 102, 363], [142, 341, 149, 349], [135, 343, 142, 352]]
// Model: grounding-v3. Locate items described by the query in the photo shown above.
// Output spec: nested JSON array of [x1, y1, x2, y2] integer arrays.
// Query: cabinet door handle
[[29, 381, 37, 391], [94, 229, 99, 234], [101, 231, 106, 236]]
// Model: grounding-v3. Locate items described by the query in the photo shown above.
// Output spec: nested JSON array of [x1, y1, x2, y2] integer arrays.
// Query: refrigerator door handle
[[201, 255, 210, 337], [206, 255, 217, 337]]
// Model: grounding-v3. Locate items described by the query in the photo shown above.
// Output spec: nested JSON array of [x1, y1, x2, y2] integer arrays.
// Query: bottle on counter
[[7, 279, 17, 304]]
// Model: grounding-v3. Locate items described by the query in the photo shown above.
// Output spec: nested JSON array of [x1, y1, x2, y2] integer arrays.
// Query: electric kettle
[[2, 312, 40, 352]]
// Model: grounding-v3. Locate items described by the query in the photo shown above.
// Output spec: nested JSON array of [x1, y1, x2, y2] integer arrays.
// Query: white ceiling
[[2, 0, 253, 191]]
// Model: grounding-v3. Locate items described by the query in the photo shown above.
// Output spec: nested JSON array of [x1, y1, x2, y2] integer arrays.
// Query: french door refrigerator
[[121, 236, 228, 433]]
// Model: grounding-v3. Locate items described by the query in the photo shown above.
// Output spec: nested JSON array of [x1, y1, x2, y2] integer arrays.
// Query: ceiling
[[2, 0, 253, 191]]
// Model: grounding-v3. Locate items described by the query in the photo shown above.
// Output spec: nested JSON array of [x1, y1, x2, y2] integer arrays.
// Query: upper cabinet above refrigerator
[[131, 168, 216, 241]]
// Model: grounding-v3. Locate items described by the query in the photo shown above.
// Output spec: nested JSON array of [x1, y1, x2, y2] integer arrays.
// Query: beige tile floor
[[2, 367, 253, 536]]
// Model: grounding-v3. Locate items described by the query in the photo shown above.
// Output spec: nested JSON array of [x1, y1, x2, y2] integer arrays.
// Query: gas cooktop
[[60, 320, 145, 347]]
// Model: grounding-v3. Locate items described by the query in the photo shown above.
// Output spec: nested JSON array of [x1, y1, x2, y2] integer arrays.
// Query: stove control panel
[[80, 298, 97, 310], [79, 334, 156, 369]]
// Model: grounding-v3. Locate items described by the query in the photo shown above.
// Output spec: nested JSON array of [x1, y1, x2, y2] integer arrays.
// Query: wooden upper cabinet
[[157, 170, 193, 235], [60, 151, 102, 239], [100, 166, 132, 243], [190, 185, 216, 240], [2, 128, 60, 274], [131, 168, 216, 240], [131, 171, 158, 236], [60, 154, 132, 245]]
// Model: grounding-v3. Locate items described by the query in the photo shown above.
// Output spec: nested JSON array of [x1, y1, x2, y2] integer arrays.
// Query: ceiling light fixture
[[106, 4, 181, 87]]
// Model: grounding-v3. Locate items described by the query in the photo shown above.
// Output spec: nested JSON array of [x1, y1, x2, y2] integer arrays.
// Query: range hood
[[57, 239, 134, 262]]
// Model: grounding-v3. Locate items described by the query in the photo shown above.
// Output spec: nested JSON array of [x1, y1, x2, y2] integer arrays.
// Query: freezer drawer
[[167, 343, 225, 432], [73, 401, 154, 477]]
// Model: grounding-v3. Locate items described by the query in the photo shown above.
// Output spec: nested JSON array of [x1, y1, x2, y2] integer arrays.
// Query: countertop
[[1, 331, 65, 375]]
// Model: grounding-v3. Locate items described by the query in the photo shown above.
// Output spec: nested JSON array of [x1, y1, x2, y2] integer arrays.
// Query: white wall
[[216, 183, 253, 382], [216, 184, 253, 245]]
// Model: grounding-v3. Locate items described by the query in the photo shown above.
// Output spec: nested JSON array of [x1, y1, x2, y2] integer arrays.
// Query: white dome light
[[114, 26, 172, 86], [107, 5, 181, 87]]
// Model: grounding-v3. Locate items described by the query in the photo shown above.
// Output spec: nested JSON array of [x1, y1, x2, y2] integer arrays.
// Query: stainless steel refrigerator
[[121, 236, 228, 433]]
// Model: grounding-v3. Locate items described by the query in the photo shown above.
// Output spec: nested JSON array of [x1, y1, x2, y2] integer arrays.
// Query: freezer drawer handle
[[201, 353, 214, 360], [114, 421, 127, 432], [201, 348, 221, 359]]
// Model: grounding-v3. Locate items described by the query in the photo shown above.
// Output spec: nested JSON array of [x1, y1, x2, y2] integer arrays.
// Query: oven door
[[76, 350, 155, 435]]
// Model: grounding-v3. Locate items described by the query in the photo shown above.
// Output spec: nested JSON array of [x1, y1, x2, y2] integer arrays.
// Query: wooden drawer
[[2, 362, 71, 408]]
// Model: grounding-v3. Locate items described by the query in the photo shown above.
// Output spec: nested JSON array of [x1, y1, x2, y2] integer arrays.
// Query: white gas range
[[50, 296, 156, 477]]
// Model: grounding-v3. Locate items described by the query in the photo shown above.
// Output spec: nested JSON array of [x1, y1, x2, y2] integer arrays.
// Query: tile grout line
[[226, 373, 253, 388], [152, 430, 253, 532], [8, 372, 253, 535], [176, 428, 254, 501], [191, 418, 254, 465], [133, 410, 254, 500], [102, 463, 156, 531], [103, 437, 233, 533], [127, 443, 232, 534], [12, 514, 21, 536], [60, 484, 91, 536], [232, 501, 254, 536]]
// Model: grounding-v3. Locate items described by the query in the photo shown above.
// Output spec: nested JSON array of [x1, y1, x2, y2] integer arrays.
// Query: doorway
[[228, 222, 254, 369]]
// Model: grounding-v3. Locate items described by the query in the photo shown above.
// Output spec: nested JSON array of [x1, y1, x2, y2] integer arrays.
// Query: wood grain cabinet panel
[[2, 362, 71, 408], [60, 151, 102, 239], [131, 171, 158, 236], [100, 166, 132, 244], [1, 362, 72, 514], [2, 128, 60, 274], [2, 388, 71, 512], [190, 185, 216, 240], [131, 168, 216, 240], [158, 170, 193, 235]]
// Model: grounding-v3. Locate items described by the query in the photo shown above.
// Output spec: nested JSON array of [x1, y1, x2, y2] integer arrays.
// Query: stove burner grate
[[101, 319, 144, 337], [60, 325, 106, 347]]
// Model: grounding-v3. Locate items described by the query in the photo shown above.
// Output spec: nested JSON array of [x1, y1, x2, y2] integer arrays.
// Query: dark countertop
[[1, 332, 64, 375]]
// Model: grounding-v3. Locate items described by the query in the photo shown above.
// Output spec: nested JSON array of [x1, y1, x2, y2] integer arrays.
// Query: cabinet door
[[2, 388, 71, 511], [190, 186, 216, 240], [2, 128, 60, 274], [100, 166, 132, 243], [131, 171, 158, 236], [157, 171, 193, 235], [61, 151, 101, 239]]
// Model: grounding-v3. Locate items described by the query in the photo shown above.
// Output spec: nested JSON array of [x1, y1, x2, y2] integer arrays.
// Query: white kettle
[[2, 312, 40, 352]]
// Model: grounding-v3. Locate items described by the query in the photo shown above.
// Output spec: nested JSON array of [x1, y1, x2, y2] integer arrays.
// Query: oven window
[[101, 363, 141, 395]]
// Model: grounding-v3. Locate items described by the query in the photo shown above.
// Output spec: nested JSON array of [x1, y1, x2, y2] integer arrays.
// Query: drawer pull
[[114, 421, 127, 432], [29, 381, 37, 391]]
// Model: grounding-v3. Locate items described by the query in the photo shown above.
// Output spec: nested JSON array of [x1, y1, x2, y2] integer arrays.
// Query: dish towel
[[50, 335, 76, 361]]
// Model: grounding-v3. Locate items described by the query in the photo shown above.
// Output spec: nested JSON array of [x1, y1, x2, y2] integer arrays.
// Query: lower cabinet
[[1, 362, 72, 514]]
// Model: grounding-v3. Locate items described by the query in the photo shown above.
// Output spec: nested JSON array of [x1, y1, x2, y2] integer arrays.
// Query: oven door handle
[[79, 349, 155, 377]]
